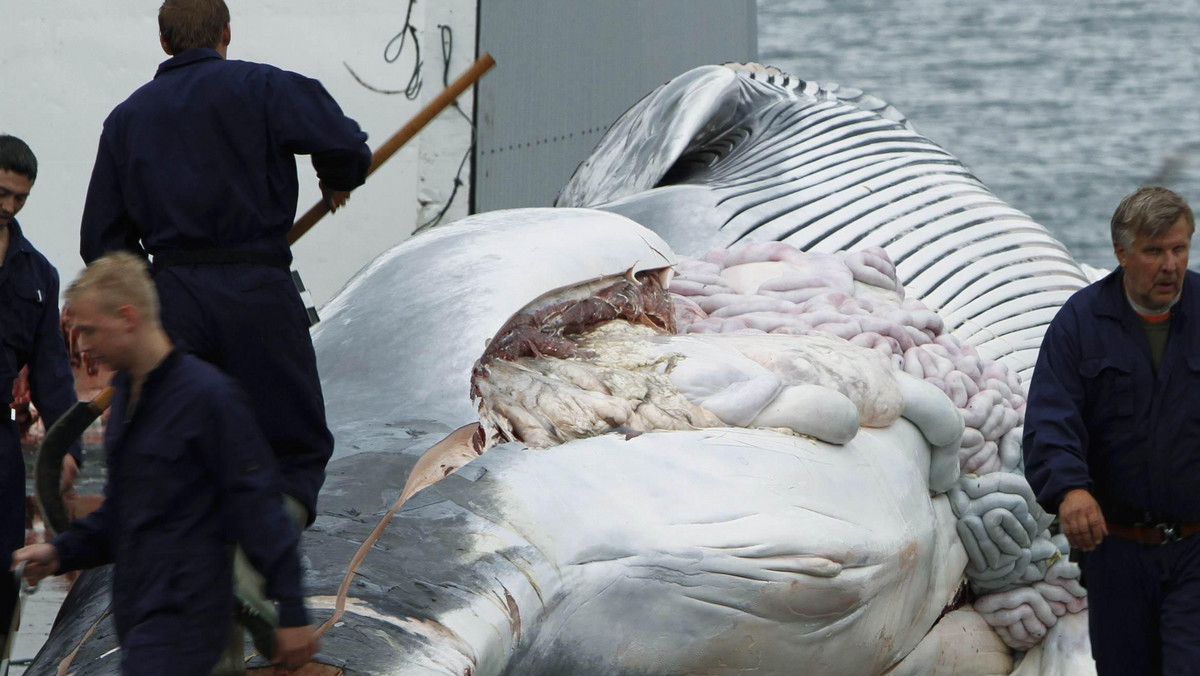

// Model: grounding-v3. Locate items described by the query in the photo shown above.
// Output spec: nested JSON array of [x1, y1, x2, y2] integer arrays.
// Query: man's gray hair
[[1111, 186, 1195, 250]]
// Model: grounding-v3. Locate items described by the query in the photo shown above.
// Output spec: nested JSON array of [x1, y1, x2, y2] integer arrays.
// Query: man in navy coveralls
[[80, 0, 369, 522], [13, 252, 317, 675], [78, 0, 370, 656], [0, 135, 82, 650], [1024, 186, 1200, 674]]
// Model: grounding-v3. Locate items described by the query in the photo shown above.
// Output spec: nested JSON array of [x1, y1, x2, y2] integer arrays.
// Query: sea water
[[760, 0, 1200, 271]]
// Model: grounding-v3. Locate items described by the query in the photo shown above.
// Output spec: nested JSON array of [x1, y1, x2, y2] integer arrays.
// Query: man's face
[[68, 294, 133, 372], [0, 169, 34, 228], [1115, 216, 1193, 313]]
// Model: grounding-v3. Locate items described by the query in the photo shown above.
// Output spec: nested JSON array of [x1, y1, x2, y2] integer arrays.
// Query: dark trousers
[[153, 264, 333, 518], [1084, 533, 1200, 675], [0, 420, 23, 636]]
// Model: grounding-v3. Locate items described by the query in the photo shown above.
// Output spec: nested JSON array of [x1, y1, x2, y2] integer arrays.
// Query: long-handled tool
[[290, 51, 495, 325], [289, 52, 495, 244], [33, 52, 497, 536]]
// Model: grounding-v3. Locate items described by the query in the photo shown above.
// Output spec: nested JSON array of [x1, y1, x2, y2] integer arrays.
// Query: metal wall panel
[[474, 0, 757, 211]]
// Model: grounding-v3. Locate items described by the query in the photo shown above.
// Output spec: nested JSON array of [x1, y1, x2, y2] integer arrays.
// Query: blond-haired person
[[12, 252, 316, 675]]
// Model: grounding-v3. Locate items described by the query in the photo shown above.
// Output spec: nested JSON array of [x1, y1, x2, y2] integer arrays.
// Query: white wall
[[2, 1, 477, 305]]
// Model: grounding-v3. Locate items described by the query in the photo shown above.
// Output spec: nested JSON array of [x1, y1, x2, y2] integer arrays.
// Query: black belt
[[151, 249, 290, 271], [1108, 521, 1200, 545]]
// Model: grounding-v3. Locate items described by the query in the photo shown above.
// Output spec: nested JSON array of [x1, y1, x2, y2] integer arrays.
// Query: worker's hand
[[61, 453, 80, 496], [11, 544, 60, 585], [274, 625, 317, 671], [1058, 489, 1108, 551], [319, 182, 351, 213]]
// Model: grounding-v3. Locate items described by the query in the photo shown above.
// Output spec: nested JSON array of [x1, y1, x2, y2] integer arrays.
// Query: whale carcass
[[24, 65, 1095, 675]]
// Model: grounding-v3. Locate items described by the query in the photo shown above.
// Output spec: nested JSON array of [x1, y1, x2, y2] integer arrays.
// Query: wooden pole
[[288, 52, 497, 245]]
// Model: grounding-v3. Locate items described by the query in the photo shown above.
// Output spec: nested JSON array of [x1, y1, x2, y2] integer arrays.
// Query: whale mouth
[[473, 268, 676, 369], [472, 272, 774, 453], [469, 268, 689, 450]]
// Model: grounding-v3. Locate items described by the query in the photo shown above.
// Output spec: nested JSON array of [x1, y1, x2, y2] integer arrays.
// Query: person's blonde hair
[[66, 252, 161, 325]]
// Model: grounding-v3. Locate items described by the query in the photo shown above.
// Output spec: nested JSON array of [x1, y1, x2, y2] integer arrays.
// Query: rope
[[382, 0, 423, 99], [315, 423, 479, 638], [345, 0, 423, 99], [314, 493, 408, 638], [343, 7, 477, 233], [56, 606, 111, 676], [413, 24, 475, 233]]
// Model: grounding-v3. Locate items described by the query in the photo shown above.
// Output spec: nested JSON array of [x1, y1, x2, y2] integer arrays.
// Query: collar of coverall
[[2, 220, 34, 267], [1126, 291, 1178, 323], [155, 48, 223, 79], [1097, 266, 1191, 325]]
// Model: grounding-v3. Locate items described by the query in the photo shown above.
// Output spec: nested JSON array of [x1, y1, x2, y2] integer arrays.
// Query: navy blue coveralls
[[51, 351, 307, 676], [0, 220, 81, 634], [1024, 268, 1200, 674], [79, 48, 371, 521]]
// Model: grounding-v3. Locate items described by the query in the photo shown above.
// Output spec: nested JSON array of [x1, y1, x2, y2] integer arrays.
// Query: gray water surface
[[759, 0, 1200, 271]]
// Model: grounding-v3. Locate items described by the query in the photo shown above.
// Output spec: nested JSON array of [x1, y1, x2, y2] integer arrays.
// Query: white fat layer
[[654, 332, 903, 427], [474, 323, 723, 449], [476, 321, 925, 450], [751, 384, 859, 445]]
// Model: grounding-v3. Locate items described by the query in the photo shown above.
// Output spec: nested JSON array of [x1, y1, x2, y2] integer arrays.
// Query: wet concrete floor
[[10, 442, 106, 675]]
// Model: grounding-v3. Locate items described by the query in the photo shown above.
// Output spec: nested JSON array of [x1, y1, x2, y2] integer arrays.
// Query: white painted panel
[[2, 0, 477, 305]]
